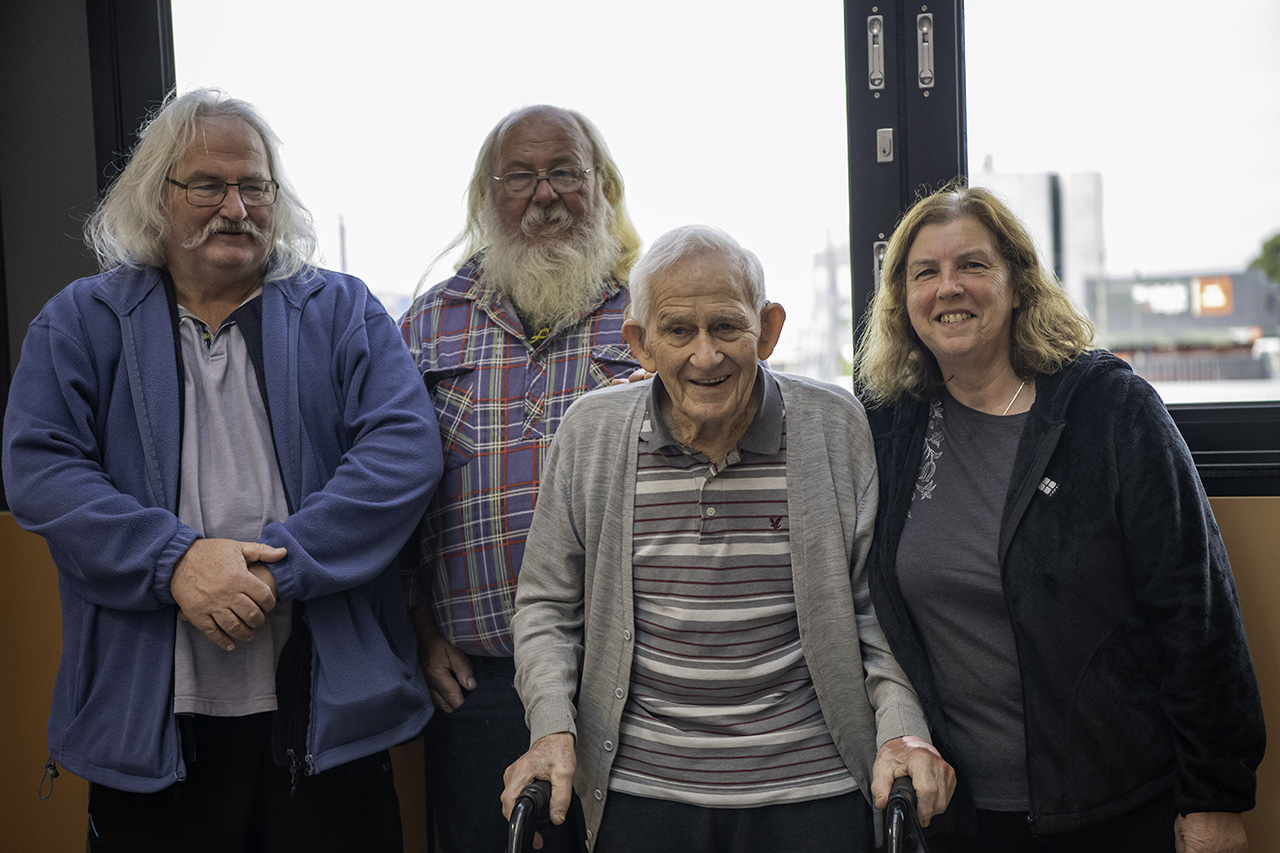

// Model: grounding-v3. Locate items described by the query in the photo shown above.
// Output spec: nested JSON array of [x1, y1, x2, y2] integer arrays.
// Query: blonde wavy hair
[[854, 183, 1093, 405], [439, 105, 641, 283]]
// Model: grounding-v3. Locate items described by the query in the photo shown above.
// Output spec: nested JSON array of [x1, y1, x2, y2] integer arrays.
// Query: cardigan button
[[604, 740, 614, 751], [614, 687, 624, 699], [623, 630, 632, 641], [594, 789, 603, 800]]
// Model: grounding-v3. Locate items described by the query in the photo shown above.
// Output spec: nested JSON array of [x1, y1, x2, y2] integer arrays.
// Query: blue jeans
[[423, 654, 584, 853]]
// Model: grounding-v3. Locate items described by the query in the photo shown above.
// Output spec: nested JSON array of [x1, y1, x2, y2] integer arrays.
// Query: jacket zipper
[[272, 599, 313, 797], [285, 749, 317, 796]]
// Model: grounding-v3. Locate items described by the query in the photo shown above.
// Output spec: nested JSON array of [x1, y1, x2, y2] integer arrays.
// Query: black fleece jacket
[[865, 350, 1264, 836]]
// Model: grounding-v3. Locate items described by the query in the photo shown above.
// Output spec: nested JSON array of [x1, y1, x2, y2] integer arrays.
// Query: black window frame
[[86, 0, 177, 198], [842, 0, 1279, 497]]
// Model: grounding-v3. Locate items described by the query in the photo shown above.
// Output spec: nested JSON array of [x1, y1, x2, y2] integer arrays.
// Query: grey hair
[[439, 105, 642, 283], [83, 87, 318, 281], [628, 224, 767, 327]]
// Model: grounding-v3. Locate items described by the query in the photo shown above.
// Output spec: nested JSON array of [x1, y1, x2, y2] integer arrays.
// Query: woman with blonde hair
[[853, 184, 1263, 852]]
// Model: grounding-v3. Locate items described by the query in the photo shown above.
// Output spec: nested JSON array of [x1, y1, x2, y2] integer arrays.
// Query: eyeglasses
[[166, 177, 279, 207], [491, 167, 591, 199]]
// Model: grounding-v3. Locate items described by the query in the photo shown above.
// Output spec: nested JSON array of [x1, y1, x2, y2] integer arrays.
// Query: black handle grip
[[886, 776, 928, 853], [888, 775, 918, 809], [517, 779, 553, 814], [507, 779, 553, 853]]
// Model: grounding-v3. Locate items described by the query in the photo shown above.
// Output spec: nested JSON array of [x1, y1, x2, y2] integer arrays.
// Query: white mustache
[[180, 217, 270, 251], [520, 203, 574, 237]]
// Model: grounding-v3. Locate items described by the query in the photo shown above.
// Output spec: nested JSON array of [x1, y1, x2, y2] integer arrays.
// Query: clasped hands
[[171, 538, 285, 651]]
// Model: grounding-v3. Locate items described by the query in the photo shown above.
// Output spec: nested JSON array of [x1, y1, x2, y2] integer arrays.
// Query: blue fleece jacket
[[3, 264, 443, 792]]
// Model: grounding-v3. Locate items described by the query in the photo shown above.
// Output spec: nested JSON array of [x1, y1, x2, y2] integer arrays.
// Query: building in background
[[1089, 267, 1279, 382], [971, 160, 1105, 312], [773, 237, 854, 387]]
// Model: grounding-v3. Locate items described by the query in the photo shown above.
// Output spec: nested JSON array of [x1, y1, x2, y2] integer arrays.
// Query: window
[[173, 0, 1280, 494], [172, 1, 854, 383], [964, 0, 1280, 405]]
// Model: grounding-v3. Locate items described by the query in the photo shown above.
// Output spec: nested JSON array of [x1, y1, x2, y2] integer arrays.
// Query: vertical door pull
[[868, 15, 886, 90], [917, 14, 935, 88]]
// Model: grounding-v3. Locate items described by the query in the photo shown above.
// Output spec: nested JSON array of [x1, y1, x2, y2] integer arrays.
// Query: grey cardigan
[[512, 371, 931, 849]]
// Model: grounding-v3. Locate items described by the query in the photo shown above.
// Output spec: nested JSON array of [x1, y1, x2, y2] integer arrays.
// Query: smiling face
[[622, 252, 784, 458], [161, 116, 275, 297], [905, 216, 1021, 379]]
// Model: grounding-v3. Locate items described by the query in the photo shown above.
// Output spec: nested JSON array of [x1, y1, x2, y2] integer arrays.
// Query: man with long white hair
[[3, 88, 442, 851], [401, 104, 642, 851]]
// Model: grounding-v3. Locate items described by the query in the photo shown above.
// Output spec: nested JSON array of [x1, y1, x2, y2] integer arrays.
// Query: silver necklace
[[1001, 379, 1026, 415]]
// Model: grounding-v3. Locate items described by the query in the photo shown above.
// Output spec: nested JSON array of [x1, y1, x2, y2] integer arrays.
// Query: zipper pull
[[287, 748, 301, 797], [39, 758, 59, 800]]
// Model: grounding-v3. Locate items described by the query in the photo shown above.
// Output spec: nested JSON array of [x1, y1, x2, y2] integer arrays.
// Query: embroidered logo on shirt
[[1038, 477, 1059, 496], [768, 516, 783, 530], [910, 399, 946, 514]]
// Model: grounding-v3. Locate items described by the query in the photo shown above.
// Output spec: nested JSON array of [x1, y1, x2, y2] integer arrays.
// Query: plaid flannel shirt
[[400, 255, 638, 656]]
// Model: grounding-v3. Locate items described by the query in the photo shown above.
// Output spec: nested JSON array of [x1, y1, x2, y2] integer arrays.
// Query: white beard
[[479, 199, 621, 333]]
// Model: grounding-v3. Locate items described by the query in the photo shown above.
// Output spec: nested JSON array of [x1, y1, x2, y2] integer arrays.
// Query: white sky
[[965, 0, 1280, 277], [171, 0, 851, 330], [171, 0, 1280, 354]]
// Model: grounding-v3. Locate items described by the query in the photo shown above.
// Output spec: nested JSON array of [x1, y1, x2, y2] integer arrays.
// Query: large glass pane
[[966, 0, 1280, 402], [172, 1, 850, 382]]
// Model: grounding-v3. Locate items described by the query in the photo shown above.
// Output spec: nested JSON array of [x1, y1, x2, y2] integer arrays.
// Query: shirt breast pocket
[[423, 364, 477, 469], [587, 344, 641, 386]]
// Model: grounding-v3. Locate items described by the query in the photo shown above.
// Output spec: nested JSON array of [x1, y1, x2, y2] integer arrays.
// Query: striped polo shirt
[[608, 369, 857, 807]]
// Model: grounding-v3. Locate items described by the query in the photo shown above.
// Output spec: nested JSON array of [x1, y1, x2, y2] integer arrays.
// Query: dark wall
[[1, 0, 101, 510], [0, 0, 172, 510], [1, 0, 103, 375]]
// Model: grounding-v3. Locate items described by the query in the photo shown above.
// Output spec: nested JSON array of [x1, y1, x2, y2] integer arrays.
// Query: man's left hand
[[1175, 812, 1247, 853], [870, 735, 956, 826]]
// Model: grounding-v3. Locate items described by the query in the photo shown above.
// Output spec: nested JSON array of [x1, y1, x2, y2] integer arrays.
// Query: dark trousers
[[423, 654, 584, 853], [86, 712, 402, 853], [594, 790, 874, 853], [931, 794, 1177, 853]]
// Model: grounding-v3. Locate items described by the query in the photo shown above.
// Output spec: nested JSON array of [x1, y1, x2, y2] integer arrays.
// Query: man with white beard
[[400, 105, 642, 852]]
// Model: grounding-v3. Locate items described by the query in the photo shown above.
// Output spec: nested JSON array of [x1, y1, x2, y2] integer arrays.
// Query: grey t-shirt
[[172, 300, 292, 717], [895, 392, 1030, 810]]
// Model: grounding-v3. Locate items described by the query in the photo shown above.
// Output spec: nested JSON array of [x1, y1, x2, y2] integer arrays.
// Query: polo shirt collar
[[641, 364, 783, 456]]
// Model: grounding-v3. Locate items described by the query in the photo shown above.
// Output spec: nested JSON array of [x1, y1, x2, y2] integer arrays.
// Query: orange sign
[[1193, 276, 1233, 316]]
